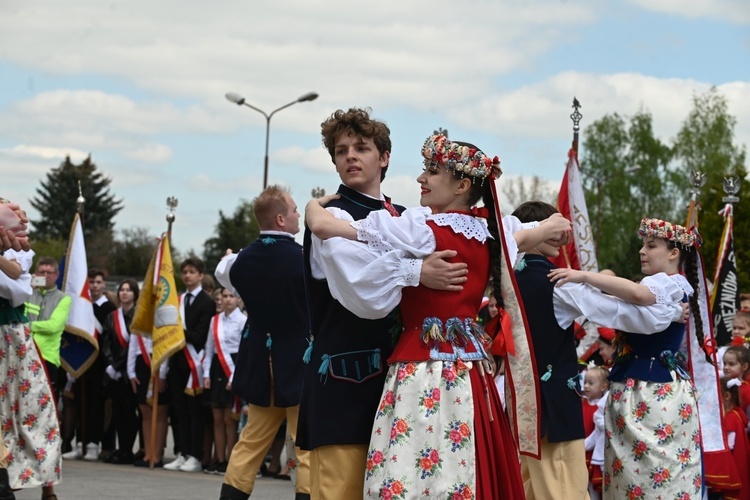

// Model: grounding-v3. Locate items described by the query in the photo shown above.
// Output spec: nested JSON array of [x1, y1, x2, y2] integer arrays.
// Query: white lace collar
[[428, 213, 492, 243]]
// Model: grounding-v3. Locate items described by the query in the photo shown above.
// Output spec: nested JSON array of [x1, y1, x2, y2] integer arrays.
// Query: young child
[[720, 376, 750, 500], [732, 309, 750, 347], [723, 346, 750, 421], [582, 365, 609, 500]]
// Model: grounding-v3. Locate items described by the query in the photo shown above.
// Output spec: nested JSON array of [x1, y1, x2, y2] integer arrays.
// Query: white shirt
[[202, 308, 246, 378], [0, 249, 34, 306], [310, 206, 528, 320], [127, 333, 169, 380], [552, 273, 689, 333]]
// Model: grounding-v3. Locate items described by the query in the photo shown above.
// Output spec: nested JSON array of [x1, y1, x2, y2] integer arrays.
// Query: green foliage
[[202, 200, 260, 276], [28, 238, 68, 270], [108, 227, 158, 279], [29, 155, 123, 241], [581, 109, 681, 279], [672, 87, 748, 290], [581, 88, 748, 292]]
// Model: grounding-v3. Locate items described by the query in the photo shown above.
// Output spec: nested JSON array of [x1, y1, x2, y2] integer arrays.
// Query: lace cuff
[[400, 258, 421, 287], [641, 273, 691, 305]]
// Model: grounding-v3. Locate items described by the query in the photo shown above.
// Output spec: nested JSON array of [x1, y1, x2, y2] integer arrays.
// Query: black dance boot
[[219, 483, 250, 500], [0, 469, 15, 500], [294, 494, 311, 500]]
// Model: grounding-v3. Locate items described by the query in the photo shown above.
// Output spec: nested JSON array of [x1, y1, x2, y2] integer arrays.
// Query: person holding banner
[[0, 247, 62, 498], [100, 279, 140, 465], [202, 287, 245, 474], [549, 218, 709, 499], [127, 313, 170, 468]]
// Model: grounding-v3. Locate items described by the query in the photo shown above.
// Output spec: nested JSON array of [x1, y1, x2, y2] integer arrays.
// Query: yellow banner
[[131, 234, 185, 374]]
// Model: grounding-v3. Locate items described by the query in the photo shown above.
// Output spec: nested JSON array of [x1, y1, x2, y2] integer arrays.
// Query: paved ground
[[13, 459, 295, 500]]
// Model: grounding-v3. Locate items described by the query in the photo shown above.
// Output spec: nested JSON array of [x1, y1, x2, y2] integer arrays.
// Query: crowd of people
[[0, 106, 749, 500]]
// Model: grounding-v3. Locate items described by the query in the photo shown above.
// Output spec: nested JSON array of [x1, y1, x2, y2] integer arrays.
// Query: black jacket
[[297, 184, 403, 450], [229, 233, 308, 407], [514, 254, 584, 443]]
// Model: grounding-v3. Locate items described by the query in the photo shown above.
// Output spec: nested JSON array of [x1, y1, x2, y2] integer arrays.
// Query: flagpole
[[685, 170, 707, 228], [150, 196, 178, 469], [570, 97, 582, 161], [559, 98, 583, 267], [76, 180, 89, 457]]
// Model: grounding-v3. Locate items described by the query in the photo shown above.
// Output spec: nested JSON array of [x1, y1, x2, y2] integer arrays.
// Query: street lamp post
[[225, 91, 319, 189]]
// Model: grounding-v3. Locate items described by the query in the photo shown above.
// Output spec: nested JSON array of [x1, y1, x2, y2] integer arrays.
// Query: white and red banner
[[60, 213, 98, 377], [551, 149, 598, 272]]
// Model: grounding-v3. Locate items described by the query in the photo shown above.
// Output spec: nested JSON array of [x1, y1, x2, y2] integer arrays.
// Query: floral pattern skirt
[[0, 321, 61, 488], [604, 377, 701, 499], [364, 359, 523, 499]]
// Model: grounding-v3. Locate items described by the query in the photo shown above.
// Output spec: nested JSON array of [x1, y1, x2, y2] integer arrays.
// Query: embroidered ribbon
[[659, 350, 691, 380]]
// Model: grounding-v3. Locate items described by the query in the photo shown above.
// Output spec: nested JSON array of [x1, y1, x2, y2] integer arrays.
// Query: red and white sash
[[211, 314, 236, 380], [180, 293, 204, 395], [137, 335, 152, 369], [113, 307, 130, 349]]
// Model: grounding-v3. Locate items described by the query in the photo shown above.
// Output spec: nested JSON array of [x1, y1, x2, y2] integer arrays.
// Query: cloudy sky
[[1, 0, 748, 256]]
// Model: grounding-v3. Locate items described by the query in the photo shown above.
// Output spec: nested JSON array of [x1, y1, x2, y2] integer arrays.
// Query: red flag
[[550, 149, 598, 272]]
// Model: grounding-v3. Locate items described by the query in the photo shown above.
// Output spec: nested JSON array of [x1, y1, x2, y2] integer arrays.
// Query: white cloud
[[0, 144, 89, 162], [123, 143, 173, 164], [274, 146, 332, 173], [627, 0, 750, 24]]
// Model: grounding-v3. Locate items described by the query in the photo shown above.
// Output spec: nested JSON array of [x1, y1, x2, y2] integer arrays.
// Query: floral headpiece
[[421, 134, 501, 184], [638, 218, 699, 248]]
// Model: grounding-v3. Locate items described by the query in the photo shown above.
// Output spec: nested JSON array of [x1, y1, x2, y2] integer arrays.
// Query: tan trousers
[[0, 427, 7, 468], [224, 400, 310, 494], [520, 437, 590, 500], [310, 444, 368, 500]]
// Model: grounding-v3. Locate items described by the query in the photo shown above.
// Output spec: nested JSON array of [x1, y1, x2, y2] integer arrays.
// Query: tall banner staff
[[551, 98, 598, 273], [683, 171, 736, 492], [710, 177, 741, 346], [131, 197, 186, 469], [59, 181, 98, 449]]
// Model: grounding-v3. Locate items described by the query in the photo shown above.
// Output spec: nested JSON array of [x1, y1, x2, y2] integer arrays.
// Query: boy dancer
[[297, 108, 466, 498]]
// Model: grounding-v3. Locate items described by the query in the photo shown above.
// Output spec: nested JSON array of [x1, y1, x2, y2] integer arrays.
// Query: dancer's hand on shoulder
[[548, 268, 586, 286]]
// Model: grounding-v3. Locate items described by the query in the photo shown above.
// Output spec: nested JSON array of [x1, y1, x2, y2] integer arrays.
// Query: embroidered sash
[[113, 307, 130, 348]]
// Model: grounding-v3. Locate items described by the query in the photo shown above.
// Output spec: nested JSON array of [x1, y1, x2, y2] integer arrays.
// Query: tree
[[108, 227, 159, 279], [203, 200, 260, 275], [672, 87, 749, 290], [30, 155, 123, 239], [501, 175, 556, 213], [581, 110, 680, 278]]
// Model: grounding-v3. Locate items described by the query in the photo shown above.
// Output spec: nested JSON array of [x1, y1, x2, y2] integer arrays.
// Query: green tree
[[108, 227, 159, 279], [30, 155, 123, 241], [581, 110, 680, 278], [202, 200, 260, 275], [672, 87, 748, 290]]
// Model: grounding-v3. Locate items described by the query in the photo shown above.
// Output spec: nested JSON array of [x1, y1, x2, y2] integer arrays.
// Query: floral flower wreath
[[421, 134, 501, 184], [638, 218, 700, 248]]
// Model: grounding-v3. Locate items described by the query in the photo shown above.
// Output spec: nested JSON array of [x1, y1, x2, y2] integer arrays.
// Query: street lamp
[[225, 91, 319, 189]]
